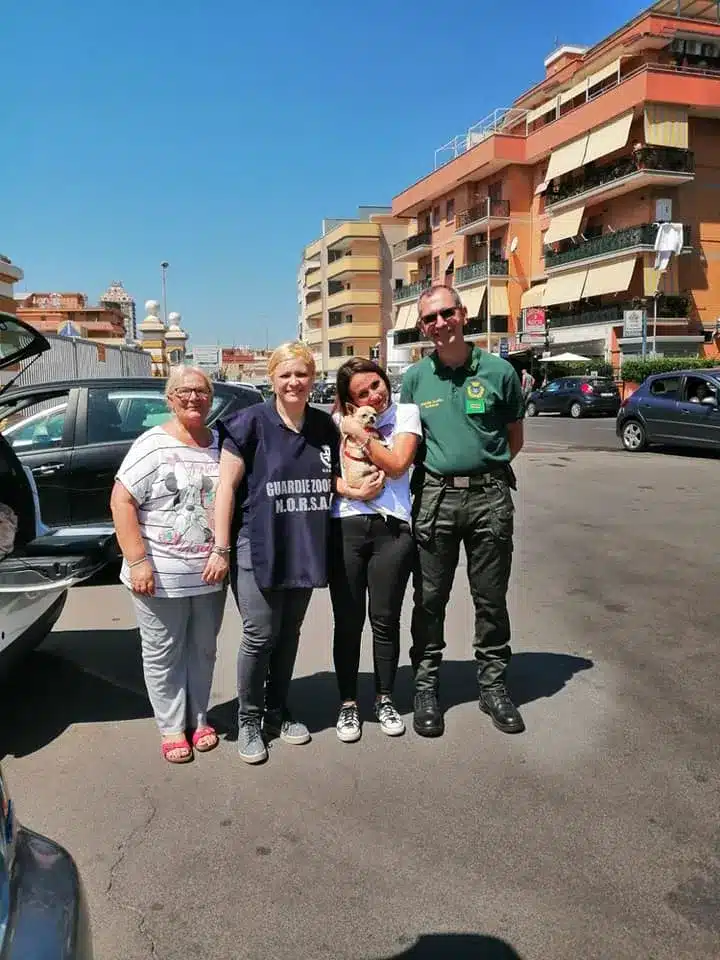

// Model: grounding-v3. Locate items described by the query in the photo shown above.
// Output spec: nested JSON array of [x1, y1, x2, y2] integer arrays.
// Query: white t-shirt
[[332, 402, 422, 523], [115, 427, 222, 598]]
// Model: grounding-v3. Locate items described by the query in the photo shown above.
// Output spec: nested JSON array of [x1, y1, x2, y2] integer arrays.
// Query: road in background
[[1, 450, 718, 960]]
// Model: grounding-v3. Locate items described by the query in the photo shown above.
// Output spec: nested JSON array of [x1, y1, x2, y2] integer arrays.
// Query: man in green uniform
[[400, 284, 525, 737]]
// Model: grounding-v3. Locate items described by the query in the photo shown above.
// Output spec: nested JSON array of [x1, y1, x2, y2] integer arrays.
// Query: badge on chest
[[465, 380, 486, 414]]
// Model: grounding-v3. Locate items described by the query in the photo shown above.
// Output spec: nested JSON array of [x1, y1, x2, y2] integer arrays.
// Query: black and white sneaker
[[336, 703, 361, 743], [374, 696, 405, 737]]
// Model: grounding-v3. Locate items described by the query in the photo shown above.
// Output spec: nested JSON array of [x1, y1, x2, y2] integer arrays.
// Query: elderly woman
[[110, 365, 227, 764], [203, 342, 381, 764]]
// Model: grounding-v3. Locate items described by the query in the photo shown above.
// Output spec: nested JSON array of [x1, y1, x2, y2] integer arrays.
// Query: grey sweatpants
[[132, 589, 227, 735]]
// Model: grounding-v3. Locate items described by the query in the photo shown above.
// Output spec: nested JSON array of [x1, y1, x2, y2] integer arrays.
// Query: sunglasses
[[420, 306, 458, 326], [174, 388, 211, 400]]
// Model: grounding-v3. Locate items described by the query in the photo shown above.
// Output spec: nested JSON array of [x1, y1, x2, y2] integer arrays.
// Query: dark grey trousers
[[231, 538, 312, 723], [410, 471, 515, 692]]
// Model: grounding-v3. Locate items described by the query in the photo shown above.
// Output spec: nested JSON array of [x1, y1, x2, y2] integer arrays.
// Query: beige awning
[[543, 205, 586, 245], [559, 78, 588, 106], [583, 111, 633, 166], [489, 283, 510, 316], [521, 284, 546, 309], [527, 97, 558, 126], [542, 270, 588, 306], [545, 135, 589, 182], [534, 181, 548, 195], [587, 58, 620, 90], [461, 286, 486, 319], [444, 254, 455, 273], [582, 257, 637, 298], [393, 303, 416, 332], [644, 105, 688, 149]]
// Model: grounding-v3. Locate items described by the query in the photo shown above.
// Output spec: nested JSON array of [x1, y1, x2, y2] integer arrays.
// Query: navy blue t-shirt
[[218, 401, 340, 590]]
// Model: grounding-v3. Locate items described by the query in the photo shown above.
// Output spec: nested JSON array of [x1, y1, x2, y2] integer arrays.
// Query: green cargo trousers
[[410, 469, 515, 692]]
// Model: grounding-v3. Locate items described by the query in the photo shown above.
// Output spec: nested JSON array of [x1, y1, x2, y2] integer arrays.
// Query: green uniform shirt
[[400, 347, 524, 476]]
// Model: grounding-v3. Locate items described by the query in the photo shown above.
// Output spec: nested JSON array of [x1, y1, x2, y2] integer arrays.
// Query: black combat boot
[[413, 688, 444, 738], [479, 685, 525, 734]]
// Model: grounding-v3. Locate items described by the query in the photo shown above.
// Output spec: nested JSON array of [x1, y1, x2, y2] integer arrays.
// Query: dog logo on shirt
[[319, 444, 332, 474]]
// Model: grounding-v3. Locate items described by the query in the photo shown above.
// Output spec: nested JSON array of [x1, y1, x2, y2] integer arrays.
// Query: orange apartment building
[[299, 208, 410, 378], [390, 0, 720, 370], [16, 292, 128, 344]]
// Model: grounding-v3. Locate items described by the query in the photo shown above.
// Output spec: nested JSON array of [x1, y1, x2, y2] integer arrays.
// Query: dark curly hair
[[334, 357, 392, 416]]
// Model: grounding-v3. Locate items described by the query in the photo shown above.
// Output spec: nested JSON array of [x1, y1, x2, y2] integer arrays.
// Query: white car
[[0, 313, 115, 669]]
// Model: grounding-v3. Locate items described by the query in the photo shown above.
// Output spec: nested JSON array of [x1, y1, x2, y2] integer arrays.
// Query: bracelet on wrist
[[211, 545, 231, 557], [127, 556, 148, 568]]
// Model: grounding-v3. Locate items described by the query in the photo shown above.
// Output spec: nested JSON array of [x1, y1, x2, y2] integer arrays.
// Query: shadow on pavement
[[376, 933, 523, 959], [0, 628, 151, 760], [210, 651, 593, 740]]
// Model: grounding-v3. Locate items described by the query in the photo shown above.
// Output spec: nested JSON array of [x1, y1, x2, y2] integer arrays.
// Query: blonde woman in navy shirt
[[203, 342, 382, 764]]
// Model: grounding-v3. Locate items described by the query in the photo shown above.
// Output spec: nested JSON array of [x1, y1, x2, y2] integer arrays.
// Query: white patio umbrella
[[538, 352, 591, 362]]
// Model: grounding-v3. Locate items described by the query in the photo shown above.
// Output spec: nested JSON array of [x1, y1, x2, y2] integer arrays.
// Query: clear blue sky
[[6, 0, 643, 349]]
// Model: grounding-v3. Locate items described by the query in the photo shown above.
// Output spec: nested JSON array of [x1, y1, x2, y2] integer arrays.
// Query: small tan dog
[[340, 405, 384, 489]]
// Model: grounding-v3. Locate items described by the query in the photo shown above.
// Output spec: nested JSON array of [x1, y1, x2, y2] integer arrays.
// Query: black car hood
[[0, 313, 50, 394]]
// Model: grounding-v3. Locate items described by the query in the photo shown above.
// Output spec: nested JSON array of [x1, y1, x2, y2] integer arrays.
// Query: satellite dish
[[509, 236, 519, 254]]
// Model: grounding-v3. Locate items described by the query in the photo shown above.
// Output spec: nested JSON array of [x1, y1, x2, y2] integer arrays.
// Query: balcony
[[326, 255, 382, 281], [546, 148, 695, 215], [455, 199, 510, 237], [393, 231, 433, 262], [328, 321, 381, 341], [455, 259, 509, 287], [545, 223, 691, 272], [303, 327, 322, 345], [305, 267, 322, 290], [393, 279, 432, 302], [326, 288, 381, 311], [540, 296, 691, 331], [304, 298, 322, 320]]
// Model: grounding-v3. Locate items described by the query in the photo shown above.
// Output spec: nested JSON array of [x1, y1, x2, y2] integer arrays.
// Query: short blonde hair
[[165, 365, 214, 400], [267, 341, 316, 380]]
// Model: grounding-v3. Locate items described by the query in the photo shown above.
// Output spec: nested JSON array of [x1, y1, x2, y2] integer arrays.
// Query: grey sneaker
[[374, 696, 406, 737], [264, 710, 311, 745], [336, 703, 361, 743], [237, 717, 268, 764]]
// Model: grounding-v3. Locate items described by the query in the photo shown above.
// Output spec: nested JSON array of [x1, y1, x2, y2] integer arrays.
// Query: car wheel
[[569, 401, 583, 419], [525, 401, 537, 417], [621, 419, 648, 452]]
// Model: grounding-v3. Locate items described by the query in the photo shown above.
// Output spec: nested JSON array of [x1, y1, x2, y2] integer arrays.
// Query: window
[[3, 397, 69, 452], [649, 377, 680, 399], [329, 342, 344, 358], [684, 375, 718, 404], [432, 205, 440, 228], [433, 256, 440, 278], [446, 199, 455, 221], [85, 387, 222, 444], [328, 311, 343, 327], [345, 345, 354, 356], [344, 314, 353, 323], [490, 236, 503, 258], [544, 381, 562, 394], [488, 181, 502, 203]]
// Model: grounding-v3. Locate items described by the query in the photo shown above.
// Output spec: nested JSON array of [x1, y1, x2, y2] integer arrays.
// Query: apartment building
[[298, 208, 411, 378], [390, 0, 720, 368], [0, 254, 24, 314]]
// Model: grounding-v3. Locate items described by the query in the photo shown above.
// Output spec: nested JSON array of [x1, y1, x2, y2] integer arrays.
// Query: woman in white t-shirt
[[330, 358, 422, 743], [110, 366, 227, 764]]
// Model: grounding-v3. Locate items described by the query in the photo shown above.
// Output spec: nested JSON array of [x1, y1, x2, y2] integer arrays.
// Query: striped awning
[[461, 286, 486, 319], [520, 284, 546, 309], [543, 270, 588, 306], [582, 257, 637, 298], [644, 105, 688, 149], [489, 283, 510, 317], [544, 205, 585, 246]]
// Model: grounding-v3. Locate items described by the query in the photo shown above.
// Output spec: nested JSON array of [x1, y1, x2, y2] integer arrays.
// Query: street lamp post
[[161, 261, 169, 327]]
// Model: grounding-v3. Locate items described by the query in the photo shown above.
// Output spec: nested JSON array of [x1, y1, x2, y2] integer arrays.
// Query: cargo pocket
[[412, 482, 446, 547], [487, 481, 515, 542]]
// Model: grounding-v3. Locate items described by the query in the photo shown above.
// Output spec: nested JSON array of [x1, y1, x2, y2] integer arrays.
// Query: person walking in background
[[330, 358, 421, 743], [520, 368, 535, 409], [203, 342, 382, 764], [400, 285, 526, 738], [111, 366, 227, 764]]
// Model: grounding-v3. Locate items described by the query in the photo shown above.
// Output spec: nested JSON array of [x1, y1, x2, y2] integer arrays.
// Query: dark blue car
[[617, 368, 720, 452]]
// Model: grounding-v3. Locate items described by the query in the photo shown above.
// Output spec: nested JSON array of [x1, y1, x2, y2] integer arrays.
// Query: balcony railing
[[456, 199, 510, 230], [541, 296, 691, 330], [455, 259, 509, 285], [393, 230, 432, 259], [547, 147, 695, 207], [544, 223, 691, 269], [393, 278, 432, 302]]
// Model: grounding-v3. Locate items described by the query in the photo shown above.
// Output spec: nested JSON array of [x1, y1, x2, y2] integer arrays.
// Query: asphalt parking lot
[[1, 448, 719, 960]]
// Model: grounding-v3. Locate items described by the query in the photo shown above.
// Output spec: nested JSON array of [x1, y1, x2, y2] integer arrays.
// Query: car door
[[675, 375, 720, 448], [0, 389, 79, 527], [636, 375, 683, 443], [536, 380, 562, 412]]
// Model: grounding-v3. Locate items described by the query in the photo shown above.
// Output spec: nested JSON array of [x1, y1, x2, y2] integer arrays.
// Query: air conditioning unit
[[686, 39, 703, 56], [670, 38, 686, 54]]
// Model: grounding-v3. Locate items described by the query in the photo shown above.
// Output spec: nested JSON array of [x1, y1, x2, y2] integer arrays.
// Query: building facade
[[0, 254, 23, 314], [389, 0, 720, 369], [299, 207, 411, 378], [100, 280, 137, 342], [16, 292, 128, 344]]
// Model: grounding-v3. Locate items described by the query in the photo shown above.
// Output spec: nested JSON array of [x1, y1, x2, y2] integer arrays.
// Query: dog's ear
[[346, 403, 357, 415]]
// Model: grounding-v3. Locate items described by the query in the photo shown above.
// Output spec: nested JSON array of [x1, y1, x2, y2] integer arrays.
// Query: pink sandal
[[192, 726, 219, 753], [162, 737, 193, 764]]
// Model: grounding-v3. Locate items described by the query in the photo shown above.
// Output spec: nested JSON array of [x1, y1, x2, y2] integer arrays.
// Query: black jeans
[[411, 472, 515, 692], [329, 515, 415, 701]]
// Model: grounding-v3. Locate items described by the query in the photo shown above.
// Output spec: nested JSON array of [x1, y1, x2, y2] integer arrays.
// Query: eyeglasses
[[420, 306, 458, 326], [174, 388, 211, 400]]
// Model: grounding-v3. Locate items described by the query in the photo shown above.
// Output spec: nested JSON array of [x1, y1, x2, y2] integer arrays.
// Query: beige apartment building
[[298, 208, 410, 378]]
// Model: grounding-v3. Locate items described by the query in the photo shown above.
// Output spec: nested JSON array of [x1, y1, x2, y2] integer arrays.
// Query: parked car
[[0, 313, 116, 669], [0, 765, 93, 958], [617, 368, 720, 452], [525, 376, 621, 418], [0, 375, 262, 529]]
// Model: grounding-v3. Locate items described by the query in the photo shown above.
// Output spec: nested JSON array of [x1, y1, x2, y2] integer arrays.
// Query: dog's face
[[349, 405, 377, 430]]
